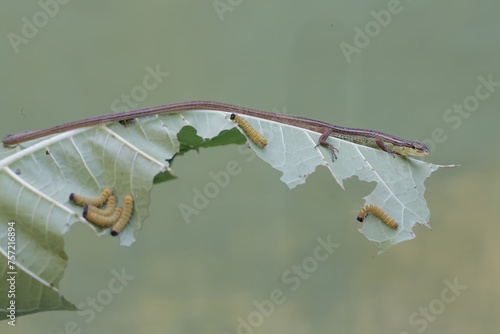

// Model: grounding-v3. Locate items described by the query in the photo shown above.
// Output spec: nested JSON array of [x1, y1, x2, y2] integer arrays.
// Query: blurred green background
[[1, 0, 499, 333]]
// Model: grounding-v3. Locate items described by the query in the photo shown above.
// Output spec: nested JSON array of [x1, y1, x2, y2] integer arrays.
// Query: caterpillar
[[111, 194, 134, 236], [84, 196, 116, 217], [356, 204, 399, 230], [70, 188, 112, 207], [83, 206, 122, 227], [230, 113, 267, 148]]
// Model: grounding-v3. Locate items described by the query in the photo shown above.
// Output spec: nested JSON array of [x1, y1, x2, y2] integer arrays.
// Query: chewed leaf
[[0, 107, 455, 318], [233, 115, 454, 253]]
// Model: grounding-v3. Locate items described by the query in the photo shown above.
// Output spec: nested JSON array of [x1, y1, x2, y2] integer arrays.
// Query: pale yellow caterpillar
[[230, 113, 267, 148], [70, 188, 112, 207], [83, 206, 122, 228], [84, 196, 116, 217], [111, 194, 134, 236], [357, 204, 398, 230]]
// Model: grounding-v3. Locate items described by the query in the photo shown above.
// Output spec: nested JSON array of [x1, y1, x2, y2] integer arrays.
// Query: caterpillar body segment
[[357, 204, 398, 230], [111, 194, 134, 236], [83, 206, 122, 227], [70, 188, 112, 207], [230, 113, 268, 148], [84, 196, 116, 217]]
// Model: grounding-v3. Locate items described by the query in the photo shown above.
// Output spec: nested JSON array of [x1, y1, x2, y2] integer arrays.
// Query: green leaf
[[0, 109, 455, 318]]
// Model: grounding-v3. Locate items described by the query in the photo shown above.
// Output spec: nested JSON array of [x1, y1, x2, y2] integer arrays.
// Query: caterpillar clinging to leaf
[[70, 188, 112, 207], [230, 113, 267, 148], [357, 204, 398, 230], [111, 194, 134, 236]]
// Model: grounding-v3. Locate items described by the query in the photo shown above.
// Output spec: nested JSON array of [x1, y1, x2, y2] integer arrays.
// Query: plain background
[[1, 1, 499, 333]]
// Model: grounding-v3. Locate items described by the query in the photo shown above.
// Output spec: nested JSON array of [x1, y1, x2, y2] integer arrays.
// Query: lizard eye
[[411, 145, 417, 149]]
